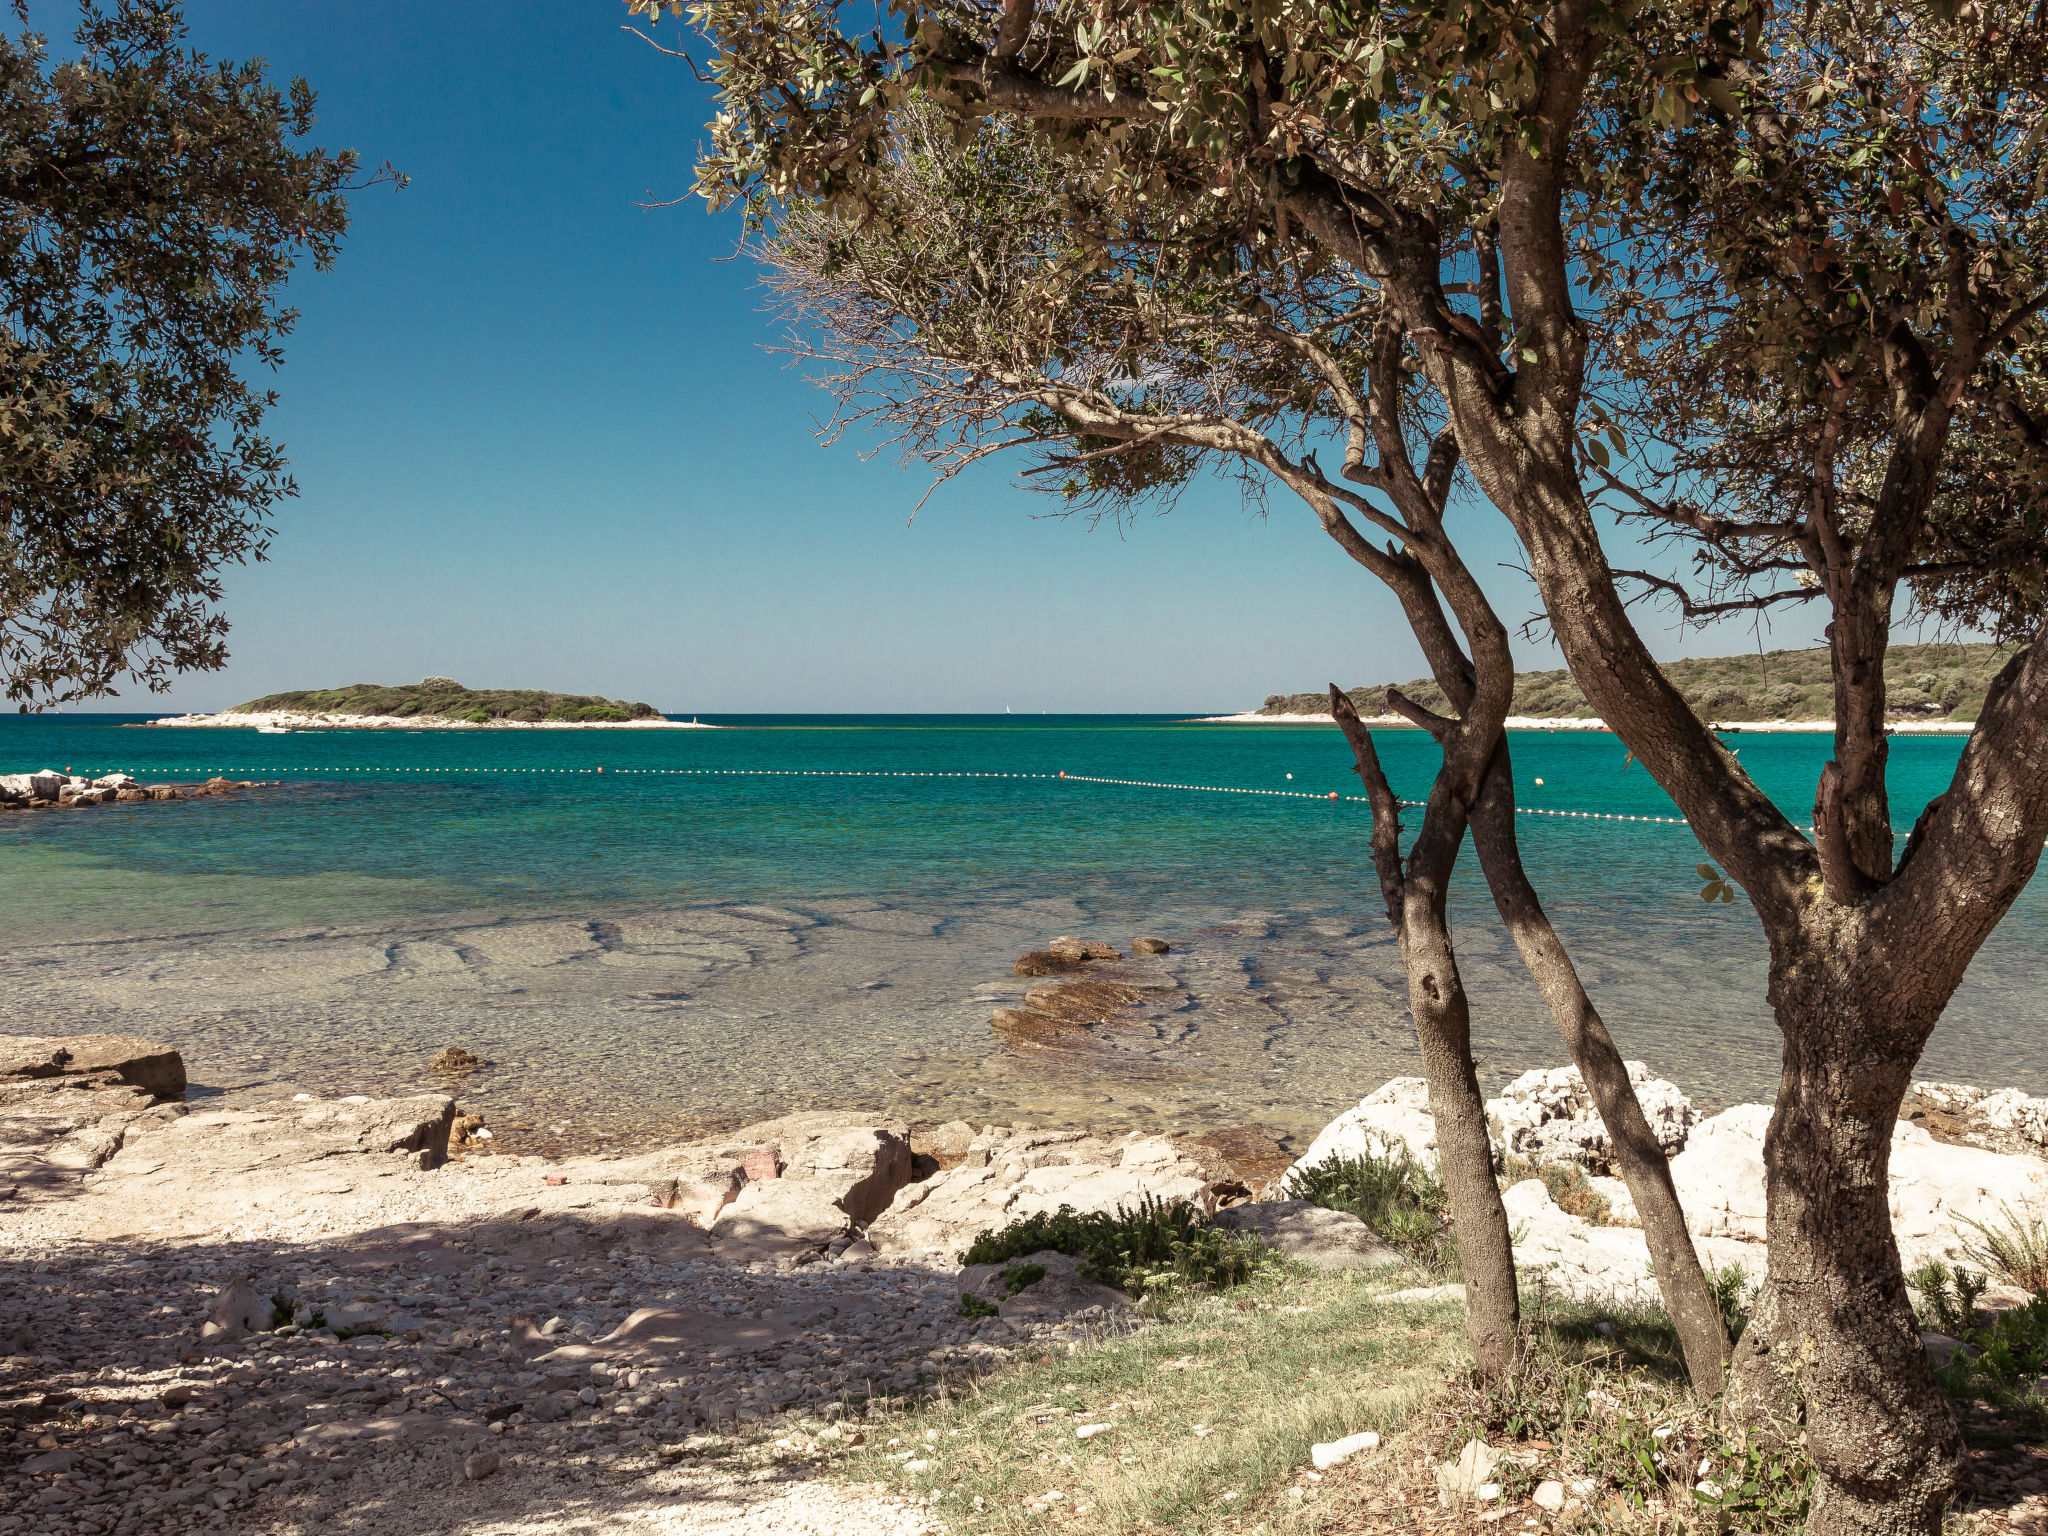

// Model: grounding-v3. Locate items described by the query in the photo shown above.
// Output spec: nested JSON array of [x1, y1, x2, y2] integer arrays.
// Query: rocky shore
[[0, 773, 268, 815], [3, 1021, 2043, 1536]]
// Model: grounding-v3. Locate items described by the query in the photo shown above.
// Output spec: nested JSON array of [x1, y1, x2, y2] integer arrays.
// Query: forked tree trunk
[[1730, 955, 1962, 1535], [1467, 748, 1732, 1394]]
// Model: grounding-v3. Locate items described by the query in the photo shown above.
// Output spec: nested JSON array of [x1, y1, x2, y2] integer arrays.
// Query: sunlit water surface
[[1, 714, 2038, 1150]]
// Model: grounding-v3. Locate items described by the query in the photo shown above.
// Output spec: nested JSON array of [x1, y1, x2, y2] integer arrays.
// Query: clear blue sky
[[66, 1, 1828, 715]]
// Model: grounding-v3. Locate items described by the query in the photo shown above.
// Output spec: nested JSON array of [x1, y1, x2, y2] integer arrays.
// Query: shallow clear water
[[1, 714, 2039, 1149]]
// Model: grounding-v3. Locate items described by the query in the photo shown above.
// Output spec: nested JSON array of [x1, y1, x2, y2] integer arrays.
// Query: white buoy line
[[77, 764, 1706, 827]]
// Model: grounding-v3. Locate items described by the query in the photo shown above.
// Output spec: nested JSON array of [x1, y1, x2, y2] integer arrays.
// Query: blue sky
[[62, 1, 1827, 715]]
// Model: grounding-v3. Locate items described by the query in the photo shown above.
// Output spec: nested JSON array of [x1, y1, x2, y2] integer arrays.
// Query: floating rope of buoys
[[55, 763, 1732, 827]]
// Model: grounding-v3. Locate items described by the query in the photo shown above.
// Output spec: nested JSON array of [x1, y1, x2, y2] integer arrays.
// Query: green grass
[[845, 1265, 1468, 1535], [1260, 639, 2011, 723], [229, 677, 661, 723]]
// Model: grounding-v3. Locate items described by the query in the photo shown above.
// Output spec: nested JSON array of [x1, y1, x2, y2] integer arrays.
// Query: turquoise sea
[[1, 714, 2040, 1150]]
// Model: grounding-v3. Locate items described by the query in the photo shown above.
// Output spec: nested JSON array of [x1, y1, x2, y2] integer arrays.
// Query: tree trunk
[[1329, 689, 1520, 1382], [1467, 745, 1731, 1395], [1398, 905, 1521, 1381], [1730, 958, 1962, 1536]]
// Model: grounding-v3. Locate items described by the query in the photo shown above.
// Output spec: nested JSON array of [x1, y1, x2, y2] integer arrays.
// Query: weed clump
[[960, 1196, 1262, 1300], [1284, 1140, 1454, 1274], [1961, 1202, 2048, 1293], [1498, 1154, 1619, 1224], [1914, 1259, 2048, 1437]]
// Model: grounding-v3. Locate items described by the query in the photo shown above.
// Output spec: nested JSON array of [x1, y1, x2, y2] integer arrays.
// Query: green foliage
[[1466, 1296, 1811, 1533], [1697, 863, 1737, 904], [999, 1261, 1046, 1296], [1259, 642, 2012, 724], [0, 1, 387, 710], [231, 680, 661, 724], [1960, 1202, 2048, 1293], [1915, 1261, 2048, 1436], [1707, 1264, 1753, 1345], [1498, 1155, 1614, 1226], [958, 1291, 999, 1320], [1912, 1260, 1989, 1338], [959, 1197, 1262, 1300], [1283, 1142, 1453, 1274]]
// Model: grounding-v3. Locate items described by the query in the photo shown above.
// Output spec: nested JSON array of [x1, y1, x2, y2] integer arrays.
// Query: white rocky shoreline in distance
[[143, 711, 719, 731], [1190, 710, 1974, 734]]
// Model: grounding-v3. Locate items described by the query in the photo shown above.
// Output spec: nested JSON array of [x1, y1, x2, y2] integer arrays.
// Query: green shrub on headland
[[1261, 640, 2011, 723], [228, 679, 661, 724]]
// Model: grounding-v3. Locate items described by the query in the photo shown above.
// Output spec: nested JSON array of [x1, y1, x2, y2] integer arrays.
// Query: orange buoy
[[1328, 791, 1339, 801]]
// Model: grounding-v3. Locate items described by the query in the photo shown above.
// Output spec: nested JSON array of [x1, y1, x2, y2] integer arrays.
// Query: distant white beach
[[146, 711, 718, 731], [1191, 711, 1975, 735]]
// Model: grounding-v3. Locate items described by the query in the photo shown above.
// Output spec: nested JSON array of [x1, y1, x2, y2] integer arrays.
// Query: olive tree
[[762, 108, 1732, 1391], [640, 0, 2048, 1526], [0, 0, 379, 708]]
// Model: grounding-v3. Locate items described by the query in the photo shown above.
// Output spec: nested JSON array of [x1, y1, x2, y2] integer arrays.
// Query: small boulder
[[1013, 950, 1092, 977], [1435, 1439, 1500, 1505], [1533, 1479, 1567, 1512], [201, 1278, 273, 1342], [1131, 937, 1171, 955], [1212, 1200, 1405, 1271], [1485, 1061, 1696, 1172], [1290, 1078, 1438, 1176], [1046, 936, 1122, 962], [0, 1033, 185, 1101], [463, 1450, 500, 1481], [431, 1047, 486, 1074]]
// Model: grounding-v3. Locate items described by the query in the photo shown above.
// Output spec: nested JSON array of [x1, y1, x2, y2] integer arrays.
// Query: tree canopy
[[0, 0, 378, 708]]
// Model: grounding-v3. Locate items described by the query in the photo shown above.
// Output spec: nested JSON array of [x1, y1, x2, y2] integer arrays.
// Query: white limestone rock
[[1286, 1078, 1438, 1179], [1485, 1061, 1697, 1173], [1668, 1103, 2048, 1274], [868, 1128, 1213, 1258], [1211, 1200, 1406, 1271]]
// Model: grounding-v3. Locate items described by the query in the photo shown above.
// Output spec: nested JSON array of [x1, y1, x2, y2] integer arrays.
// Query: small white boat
[[256, 725, 291, 734]]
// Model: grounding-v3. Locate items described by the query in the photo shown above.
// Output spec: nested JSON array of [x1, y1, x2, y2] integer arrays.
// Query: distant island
[[149, 677, 712, 730], [1209, 641, 2007, 731]]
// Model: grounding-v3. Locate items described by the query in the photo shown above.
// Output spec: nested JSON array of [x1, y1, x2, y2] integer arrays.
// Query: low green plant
[[959, 1292, 999, 1320], [1460, 1293, 1811, 1533], [1498, 1154, 1616, 1225], [1960, 1201, 2048, 1293], [1707, 1263, 1754, 1344], [1283, 1140, 1453, 1273], [999, 1261, 1046, 1296], [1913, 1260, 2048, 1441], [959, 1196, 1261, 1300], [1911, 1260, 1989, 1337]]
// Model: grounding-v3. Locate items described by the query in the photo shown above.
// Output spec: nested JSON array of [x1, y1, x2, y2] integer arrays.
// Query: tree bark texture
[[1330, 688, 1521, 1382], [1467, 747, 1732, 1395]]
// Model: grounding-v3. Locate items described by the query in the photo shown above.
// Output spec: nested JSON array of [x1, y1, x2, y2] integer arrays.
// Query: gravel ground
[[0, 1148, 1125, 1536]]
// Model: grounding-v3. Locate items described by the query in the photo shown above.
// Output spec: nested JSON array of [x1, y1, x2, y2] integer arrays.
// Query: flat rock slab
[[0, 1033, 185, 1100], [1212, 1200, 1406, 1271], [534, 1306, 798, 1360]]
